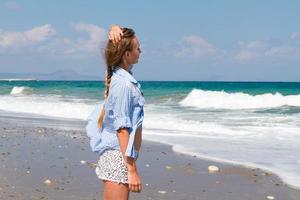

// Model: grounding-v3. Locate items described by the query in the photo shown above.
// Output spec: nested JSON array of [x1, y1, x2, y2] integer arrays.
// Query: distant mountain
[[0, 70, 101, 80]]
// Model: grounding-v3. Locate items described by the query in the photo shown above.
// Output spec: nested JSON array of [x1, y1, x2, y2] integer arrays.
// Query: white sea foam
[[180, 89, 300, 109], [143, 128, 300, 190], [143, 107, 300, 139], [10, 86, 34, 96], [0, 78, 37, 82], [0, 95, 99, 120]]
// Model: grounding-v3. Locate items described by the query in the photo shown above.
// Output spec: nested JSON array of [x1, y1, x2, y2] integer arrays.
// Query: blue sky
[[0, 0, 300, 81]]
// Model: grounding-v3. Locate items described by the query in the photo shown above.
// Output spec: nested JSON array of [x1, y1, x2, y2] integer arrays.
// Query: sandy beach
[[0, 113, 299, 200]]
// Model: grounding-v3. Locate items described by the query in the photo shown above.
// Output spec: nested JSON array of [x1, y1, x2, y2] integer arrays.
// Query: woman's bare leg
[[103, 180, 130, 200]]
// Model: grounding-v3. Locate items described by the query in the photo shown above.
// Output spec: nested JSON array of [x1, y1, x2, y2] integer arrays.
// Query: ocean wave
[[0, 95, 99, 120], [179, 89, 300, 109], [143, 111, 300, 139], [10, 86, 34, 96]]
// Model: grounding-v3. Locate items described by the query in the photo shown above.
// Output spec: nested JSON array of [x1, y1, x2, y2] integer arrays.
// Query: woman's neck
[[119, 63, 132, 72]]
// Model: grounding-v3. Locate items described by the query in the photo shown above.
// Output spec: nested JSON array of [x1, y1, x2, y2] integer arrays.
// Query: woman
[[86, 25, 144, 200]]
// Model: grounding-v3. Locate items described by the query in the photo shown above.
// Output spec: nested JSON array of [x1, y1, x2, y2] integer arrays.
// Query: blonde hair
[[98, 28, 135, 128]]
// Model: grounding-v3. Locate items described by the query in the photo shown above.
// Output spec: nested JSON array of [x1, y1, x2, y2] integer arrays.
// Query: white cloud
[[175, 35, 217, 58], [290, 32, 300, 45], [0, 23, 107, 59], [48, 23, 106, 58], [71, 23, 106, 53], [238, 40, 267, 49], [233, 37, 300, 62], [264, 46, 300, 59], [290, 32, 299, 40], [234, 51, 256, 62], [0, 24, 56, 47], [5, 1, 20, 10], [233, 40, 266, 62]]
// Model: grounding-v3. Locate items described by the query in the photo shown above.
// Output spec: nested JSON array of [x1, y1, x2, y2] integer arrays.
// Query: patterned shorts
[[95, 149, 128, 184]]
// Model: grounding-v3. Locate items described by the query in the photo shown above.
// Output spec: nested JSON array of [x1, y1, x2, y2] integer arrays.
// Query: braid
[[104, 66, 113, 98], [98, 66, 113, 128]]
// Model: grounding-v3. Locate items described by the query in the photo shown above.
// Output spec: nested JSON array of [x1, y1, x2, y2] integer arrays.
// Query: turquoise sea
[[1, 80, 300, 189]]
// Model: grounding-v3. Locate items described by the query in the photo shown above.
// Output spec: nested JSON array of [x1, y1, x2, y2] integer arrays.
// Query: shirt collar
[[113, 67, 138, 84]]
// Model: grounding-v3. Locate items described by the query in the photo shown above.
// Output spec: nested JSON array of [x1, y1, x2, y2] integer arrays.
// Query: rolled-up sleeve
[[111, 82, 133, 132]]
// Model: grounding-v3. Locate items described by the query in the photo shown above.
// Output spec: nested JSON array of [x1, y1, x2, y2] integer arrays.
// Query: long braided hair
[[98, 28, 135, 128]]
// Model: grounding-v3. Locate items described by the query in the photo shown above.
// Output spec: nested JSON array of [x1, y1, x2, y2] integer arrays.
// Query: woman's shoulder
[[109, 75, 135, 98], [111, 74, 134, 89]]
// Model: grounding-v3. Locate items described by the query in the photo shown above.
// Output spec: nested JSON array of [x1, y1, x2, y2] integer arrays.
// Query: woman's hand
[[108, 25, 123, 45], [127, 170, 142, 193]]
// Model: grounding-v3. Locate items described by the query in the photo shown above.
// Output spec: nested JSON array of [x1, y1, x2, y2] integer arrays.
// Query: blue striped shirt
[[86, 67, 145, 160]]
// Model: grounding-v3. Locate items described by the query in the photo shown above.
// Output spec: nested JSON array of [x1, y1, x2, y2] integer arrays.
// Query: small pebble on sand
[[44, 179, 51, 185], [158, 190, 167, 194], [267, 195, 275, 200], [165, 165, 173, 170], [88, 163, 97, 168], [208, 165, 219, 173], [263, 172, 272, 176], [80, 160, 86, 164], [26, 170, 30, 174], [145, 164, 150, 167]]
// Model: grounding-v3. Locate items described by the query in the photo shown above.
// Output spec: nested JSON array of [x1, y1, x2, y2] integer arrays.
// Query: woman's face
[[126, 37, 141, 65]]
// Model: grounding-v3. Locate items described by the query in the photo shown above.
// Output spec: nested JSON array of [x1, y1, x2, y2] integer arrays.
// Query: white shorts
[[95, 149, 128, 184]]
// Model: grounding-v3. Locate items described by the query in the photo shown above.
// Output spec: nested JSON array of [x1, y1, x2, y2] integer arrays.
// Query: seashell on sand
[[267, 195, 275, 200], [208, 165, 219, 173], [44, 179, 51, 185], [158, 190, 167, 194]]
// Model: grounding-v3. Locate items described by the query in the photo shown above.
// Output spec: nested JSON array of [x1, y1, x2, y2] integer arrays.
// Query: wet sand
[[0, 114, 299, 200]]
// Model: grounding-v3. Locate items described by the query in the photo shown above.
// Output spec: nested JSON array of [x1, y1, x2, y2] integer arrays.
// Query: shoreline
[[0, 115, 300, 199], [168, 142, 300, 191]]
